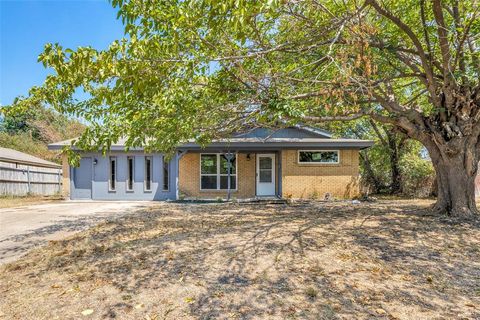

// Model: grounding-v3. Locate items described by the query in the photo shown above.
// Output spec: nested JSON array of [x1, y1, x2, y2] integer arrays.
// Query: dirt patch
[[0, 195, 63, 208], [1, 200, 479, 319]]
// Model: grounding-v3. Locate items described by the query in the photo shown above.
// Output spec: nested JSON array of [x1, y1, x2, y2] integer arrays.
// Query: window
[[144, 156, 152, 191], [298, 150, 339, 164], [127, 156, 134, 191], [109, 157, 116, 191], [162, 158, 169, 191], [259, 156, 273, 182], [200, 153, 237, 190]]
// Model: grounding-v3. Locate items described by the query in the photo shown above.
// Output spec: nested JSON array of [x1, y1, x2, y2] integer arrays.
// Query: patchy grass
[[1, 200, 479, 319], [0, 195, 63, 208]]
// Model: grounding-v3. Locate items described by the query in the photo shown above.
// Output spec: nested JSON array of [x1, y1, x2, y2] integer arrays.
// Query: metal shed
[[0, 147, 62, 196]]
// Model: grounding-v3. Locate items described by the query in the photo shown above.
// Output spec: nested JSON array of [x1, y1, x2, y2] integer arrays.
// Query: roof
[[179, 138, 373, 151], [48, 126, 374, 151], [0, 147, 62, 168]]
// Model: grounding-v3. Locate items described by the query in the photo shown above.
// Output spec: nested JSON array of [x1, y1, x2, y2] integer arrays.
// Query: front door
[[256, 154, 275, 196]]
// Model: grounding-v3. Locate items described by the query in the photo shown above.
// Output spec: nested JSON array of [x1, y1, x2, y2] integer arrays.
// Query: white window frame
[[200, 153, 238, 191], [144, 156, 152, 192], [162, 157, 170, 192], [126, 156, 135, 192], [109, 156, 117, 192], [297, 150, 340, 164]]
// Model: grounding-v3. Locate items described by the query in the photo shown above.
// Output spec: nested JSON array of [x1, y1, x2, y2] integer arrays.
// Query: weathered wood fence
[[0, 160, 62, 196]]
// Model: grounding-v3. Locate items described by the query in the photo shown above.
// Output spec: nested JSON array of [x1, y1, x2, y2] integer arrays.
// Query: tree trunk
[[430, 151, 479, 217], [388, 138, 402, 194], [359, 151, 384, 193]]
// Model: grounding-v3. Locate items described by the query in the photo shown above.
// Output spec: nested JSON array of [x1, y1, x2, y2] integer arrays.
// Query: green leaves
[[7, 0, 479, 157]]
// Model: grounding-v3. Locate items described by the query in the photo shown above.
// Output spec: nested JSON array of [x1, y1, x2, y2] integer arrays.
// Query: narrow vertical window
[[109, 157, 116, 191], [127, 156, 134, 191], [162, 158, 169, 191], [144, 156, 152, 191]]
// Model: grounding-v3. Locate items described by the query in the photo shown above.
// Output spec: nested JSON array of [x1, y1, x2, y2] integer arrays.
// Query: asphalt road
[[0, 201, 151, 264]]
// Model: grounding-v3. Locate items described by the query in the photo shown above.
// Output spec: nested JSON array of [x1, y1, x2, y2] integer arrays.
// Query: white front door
[[256, 154, 276, 196]]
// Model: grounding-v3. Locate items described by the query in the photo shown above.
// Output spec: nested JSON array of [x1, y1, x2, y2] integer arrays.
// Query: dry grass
[[0, 195, 63, 208], [1, 200, 479, 319]]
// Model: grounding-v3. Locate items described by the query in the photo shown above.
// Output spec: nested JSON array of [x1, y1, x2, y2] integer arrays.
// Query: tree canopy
[[0, 103, 85, 162], [6, 0, 480, 215]]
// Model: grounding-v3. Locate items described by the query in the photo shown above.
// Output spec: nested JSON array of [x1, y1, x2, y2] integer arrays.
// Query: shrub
[[400, 156, 435, 197]]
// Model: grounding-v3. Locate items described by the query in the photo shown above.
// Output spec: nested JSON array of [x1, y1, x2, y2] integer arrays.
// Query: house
[[0, 147, 62, 196], [48, 126, 373, 200]]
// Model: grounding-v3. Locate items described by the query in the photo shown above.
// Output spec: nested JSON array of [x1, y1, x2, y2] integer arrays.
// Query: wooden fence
[[0, 160, 62, 196]]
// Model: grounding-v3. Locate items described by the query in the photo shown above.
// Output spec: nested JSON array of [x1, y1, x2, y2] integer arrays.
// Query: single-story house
[[48, 126, 373, 200]]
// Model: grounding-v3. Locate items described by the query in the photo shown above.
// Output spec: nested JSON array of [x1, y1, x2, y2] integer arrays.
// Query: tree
[[329, 119, 407, 194], [327, 119, 434, 196], [0, 103, 85, 162], [7, 0, 480, 216]]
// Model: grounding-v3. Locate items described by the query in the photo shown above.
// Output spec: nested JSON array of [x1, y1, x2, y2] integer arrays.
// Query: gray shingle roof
[[0, 147, 61, 168], [48, 126, 373, 151]]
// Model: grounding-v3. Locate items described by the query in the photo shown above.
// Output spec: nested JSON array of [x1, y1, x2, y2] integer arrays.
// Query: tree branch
[[366, 0, 440, 106], [432, 0, 453, 85]]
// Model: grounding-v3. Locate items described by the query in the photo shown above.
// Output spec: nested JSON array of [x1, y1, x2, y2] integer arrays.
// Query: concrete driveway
[[0, 201, 151, 264]]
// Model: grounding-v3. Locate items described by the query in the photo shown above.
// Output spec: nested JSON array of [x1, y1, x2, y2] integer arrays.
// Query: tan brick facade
[[281, 149, 360, 199], [178, 152, 256, 199], [178, 149, 360, 200]]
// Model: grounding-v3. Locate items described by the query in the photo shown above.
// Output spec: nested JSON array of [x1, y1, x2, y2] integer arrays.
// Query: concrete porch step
[[237, 197, 287, 204], [177, 196, 287, 204]]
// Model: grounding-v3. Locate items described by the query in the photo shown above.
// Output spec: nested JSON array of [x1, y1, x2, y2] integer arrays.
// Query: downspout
[[175, 150, 187, 200], [277, 150, 282, 198], [224, 151, 235, 201], [70, 166, 74, 200]]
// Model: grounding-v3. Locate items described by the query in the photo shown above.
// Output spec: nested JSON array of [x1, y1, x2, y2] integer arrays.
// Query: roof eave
[[49, 140, 374, 152], [177, 141, 374, 151], [0, 157, 61, 169]]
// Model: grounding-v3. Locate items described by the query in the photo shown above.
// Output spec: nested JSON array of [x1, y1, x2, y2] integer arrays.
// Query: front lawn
[[0, 195, 63, 208], [1, 200, 479, 319]]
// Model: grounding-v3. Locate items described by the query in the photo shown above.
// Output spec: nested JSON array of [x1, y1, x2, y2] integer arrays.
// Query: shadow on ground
[[1, 200, 479, 319]]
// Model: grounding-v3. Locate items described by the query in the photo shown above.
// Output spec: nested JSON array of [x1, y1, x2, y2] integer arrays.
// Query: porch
[[176, 150, 283, 200]]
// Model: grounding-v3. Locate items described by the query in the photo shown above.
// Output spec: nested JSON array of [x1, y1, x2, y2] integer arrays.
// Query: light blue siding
[[70, 152, 176, 200], [71, 157, 92, 199]]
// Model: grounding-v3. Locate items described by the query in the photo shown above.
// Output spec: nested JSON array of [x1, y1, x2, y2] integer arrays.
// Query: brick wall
[[178, 152, 256, 199], [281, 149, 360, 199], [179, 149, 361, 200]]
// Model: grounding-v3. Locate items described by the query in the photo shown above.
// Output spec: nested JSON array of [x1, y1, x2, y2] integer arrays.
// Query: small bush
[[400, 157, 435, 197], [305, 286, 318, 299]]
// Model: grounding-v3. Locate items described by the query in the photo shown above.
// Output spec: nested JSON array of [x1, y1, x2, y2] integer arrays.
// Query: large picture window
[[298, 150, 339, 164], [200, 153, 237, 190]]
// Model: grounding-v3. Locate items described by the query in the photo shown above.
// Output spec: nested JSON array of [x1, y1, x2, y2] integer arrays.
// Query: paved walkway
[[0, 201, 151, 264]]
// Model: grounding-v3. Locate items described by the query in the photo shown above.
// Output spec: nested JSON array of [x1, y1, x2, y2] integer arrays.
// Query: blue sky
[[0, 0, 124, 106]]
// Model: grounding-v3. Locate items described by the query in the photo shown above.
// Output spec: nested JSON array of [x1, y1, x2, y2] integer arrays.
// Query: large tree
[[7, 0, 480, 216], [329, 119, 416, 195]]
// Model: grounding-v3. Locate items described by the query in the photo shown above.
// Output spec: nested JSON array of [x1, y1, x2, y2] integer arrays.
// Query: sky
[[0, 0, 125, 106]]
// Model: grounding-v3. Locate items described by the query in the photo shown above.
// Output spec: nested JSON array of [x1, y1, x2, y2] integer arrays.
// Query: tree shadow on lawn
[[2, 201, 480, 319], [0, 207, 145, 263]]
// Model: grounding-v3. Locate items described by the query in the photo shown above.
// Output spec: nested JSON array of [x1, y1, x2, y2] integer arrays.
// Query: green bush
[[399, 152, 435, 197]]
